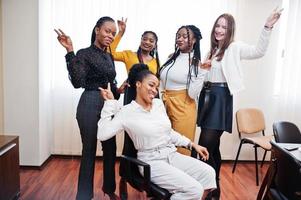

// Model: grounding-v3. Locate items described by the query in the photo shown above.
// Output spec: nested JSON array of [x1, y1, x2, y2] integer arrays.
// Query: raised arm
[[109, 18, 128, 62], [55, 29, 89, 88], [54, 29, 74, 53], [239, 7, 283, 59]]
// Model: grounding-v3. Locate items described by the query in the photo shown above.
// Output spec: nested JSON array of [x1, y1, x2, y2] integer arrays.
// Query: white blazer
[[221, 28, 272, 94]]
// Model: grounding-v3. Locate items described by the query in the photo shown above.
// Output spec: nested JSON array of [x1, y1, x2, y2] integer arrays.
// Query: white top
[[160, 52, 208, 99], [206, 57, 227, 82], [218, 28, 272, 94], [97, 99, 191, 155]]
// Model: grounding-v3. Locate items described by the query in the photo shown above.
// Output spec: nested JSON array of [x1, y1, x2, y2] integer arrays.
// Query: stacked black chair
[[273, 121, 301, 143], [267, 141, 301, 200]]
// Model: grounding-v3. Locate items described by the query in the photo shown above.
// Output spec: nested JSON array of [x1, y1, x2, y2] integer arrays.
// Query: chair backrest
[[273, 121, 301, 143], [236, 108, 266, 135], [271, 141, 301, 199]]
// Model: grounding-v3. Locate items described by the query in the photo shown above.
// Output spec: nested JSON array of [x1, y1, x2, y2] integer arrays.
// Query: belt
[[139, 143, 174, 153], [198, 82, 227, 123], [204, 82, 228, 88]]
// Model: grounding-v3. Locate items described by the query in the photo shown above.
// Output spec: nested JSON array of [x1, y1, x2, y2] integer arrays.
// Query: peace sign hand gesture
[[117, 17, 127, 35], [54, 29, 74, 52], [265, 7, 283, 29], [99, 83, 114, 101]]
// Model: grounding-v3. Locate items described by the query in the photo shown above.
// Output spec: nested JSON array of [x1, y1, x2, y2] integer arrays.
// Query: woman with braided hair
[[160, 25, 210, 156], [55, 16, 121, 200]]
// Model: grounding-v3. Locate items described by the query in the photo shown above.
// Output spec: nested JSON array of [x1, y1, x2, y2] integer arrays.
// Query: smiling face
[[140, 32, 157, 53], [136, 74, 159, 104], [94, 21, 117, 49], [214, 17, 228, 44], [176, 27, 195, 53]]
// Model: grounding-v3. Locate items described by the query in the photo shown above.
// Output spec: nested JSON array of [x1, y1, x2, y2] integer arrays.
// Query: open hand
[[99, 83, 114, 100], [200, 59, 212, 70], [193, 143, 209, 161], [54, 29, 73, 52], [265, 7, 283, 29]]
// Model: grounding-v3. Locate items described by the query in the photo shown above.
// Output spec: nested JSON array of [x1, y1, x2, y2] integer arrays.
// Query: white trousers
[[139, 147, 216, 200]]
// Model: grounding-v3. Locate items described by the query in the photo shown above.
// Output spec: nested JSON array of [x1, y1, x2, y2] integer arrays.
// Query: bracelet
[[264, 25, 273, 30]]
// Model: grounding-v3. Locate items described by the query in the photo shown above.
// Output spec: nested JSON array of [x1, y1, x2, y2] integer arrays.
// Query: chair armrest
[[121, 155, 149, 167], [121, 155, 151, 192]]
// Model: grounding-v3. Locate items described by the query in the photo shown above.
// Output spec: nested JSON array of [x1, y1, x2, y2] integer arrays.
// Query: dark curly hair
[[128, 64, 154, 90]]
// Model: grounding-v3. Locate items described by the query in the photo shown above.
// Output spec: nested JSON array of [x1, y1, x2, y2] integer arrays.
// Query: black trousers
[[76, 90, 116, 200], [193, 128, 223, 187]]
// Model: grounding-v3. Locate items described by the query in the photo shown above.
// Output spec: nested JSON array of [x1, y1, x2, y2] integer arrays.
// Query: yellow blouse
[[110, 33, 158, 74]]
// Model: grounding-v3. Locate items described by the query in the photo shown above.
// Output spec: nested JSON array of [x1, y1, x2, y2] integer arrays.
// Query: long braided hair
[[160, 25, 202, 89], [136, 31, 160, 77]]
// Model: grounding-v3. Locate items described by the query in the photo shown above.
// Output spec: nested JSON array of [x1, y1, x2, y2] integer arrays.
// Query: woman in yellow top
[[110, 18, 160, 80]]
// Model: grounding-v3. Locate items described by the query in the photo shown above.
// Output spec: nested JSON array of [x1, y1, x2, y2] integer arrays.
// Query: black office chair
[[267, 141, 301, 200], [119, 133, 171, 200], [273, 121, 301, 143]]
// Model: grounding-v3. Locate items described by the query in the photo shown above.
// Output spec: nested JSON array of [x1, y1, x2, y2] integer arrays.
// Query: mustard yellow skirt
[[162, 89, 196, 155]]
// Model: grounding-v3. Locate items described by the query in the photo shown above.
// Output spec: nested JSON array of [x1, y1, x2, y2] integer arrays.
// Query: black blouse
[[65, 44, 119, 98]]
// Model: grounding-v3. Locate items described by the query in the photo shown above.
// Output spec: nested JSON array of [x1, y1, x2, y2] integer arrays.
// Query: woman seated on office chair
[[98, 64, 216, 200]]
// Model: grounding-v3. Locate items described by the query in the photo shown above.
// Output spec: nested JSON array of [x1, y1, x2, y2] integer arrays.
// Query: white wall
[[2, 0, 52, 165], [38, 0, 53, 165], [0, 0, 4, 133]]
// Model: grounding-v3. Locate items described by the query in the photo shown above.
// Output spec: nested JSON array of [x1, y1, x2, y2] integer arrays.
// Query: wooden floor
[[20, 157, 269, 200]]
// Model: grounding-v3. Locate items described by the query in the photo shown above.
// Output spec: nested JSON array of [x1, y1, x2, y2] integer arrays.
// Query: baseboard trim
[[20, 156, 270, 169], [221, 160, 270, 164], [20, 155, 53, 170], [20, 154, 121, 169]]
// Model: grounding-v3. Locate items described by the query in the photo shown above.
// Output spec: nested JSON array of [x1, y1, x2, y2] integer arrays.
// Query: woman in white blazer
[[193, 8, 283, 199], [98, 64, 216, 200]]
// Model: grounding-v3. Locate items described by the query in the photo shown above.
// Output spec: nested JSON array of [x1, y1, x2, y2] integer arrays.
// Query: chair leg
[[261, 150, 267, 168], [254, 145, 259, 186], [119, 178, 128, 200], [232, 140, 244, 173]]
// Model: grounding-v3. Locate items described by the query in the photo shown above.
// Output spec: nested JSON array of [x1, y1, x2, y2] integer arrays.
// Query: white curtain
[[48, 0, 239, 155], [271, 0, 301, 127], [46, 0, 301, 158]]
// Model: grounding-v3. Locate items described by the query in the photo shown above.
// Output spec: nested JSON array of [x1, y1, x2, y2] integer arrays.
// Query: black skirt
[[197, 85, 233, 133]]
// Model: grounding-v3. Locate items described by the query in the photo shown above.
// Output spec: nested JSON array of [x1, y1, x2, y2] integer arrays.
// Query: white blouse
[[97, 99, 190, 153], [206, 57, 227, 83], [160, 52, 208, 99]]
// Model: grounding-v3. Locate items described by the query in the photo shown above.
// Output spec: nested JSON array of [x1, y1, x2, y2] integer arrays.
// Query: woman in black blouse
[[55, 16, 121, 200]]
